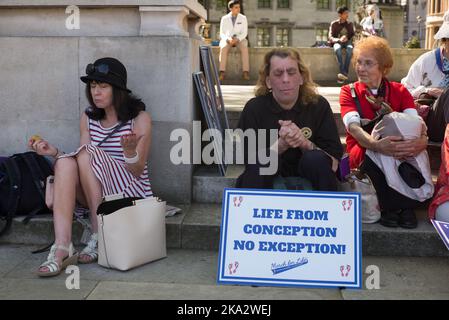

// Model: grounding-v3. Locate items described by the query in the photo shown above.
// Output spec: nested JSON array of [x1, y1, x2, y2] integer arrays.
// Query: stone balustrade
[[212, 46, 428, 84]]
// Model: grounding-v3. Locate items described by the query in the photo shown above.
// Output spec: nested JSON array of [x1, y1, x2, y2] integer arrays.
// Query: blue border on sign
[[216, 188, 363, 289], [431, 219, 449, 250]]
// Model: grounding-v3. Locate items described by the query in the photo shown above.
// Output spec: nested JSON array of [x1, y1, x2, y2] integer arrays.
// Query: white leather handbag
[[97, 196, 167, 271], [340, 172, 381, 224]]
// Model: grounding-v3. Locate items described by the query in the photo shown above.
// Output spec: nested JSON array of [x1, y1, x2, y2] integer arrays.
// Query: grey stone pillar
[[0, 1, 207, 204]]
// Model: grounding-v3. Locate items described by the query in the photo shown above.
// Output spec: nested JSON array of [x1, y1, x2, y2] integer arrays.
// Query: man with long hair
[[236, 48, 343, 191]]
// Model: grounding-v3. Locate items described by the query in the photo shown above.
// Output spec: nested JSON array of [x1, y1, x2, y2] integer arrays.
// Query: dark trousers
[[426, 87, 449, 142], [235, 150, 338, 192], [361, 156, 422, 212]]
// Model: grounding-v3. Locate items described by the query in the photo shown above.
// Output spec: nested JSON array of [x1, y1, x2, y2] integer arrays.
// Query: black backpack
[[0, 152, 54, 236]]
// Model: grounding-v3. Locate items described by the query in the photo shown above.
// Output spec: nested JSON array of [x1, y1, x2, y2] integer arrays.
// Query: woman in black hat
[[30, 57, 153, 277]]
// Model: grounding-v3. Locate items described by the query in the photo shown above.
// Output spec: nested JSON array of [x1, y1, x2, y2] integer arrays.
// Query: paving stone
[[87, 281, 342, 300]]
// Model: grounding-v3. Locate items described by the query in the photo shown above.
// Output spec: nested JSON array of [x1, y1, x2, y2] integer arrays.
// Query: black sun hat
[[80, 57, 131, 93]]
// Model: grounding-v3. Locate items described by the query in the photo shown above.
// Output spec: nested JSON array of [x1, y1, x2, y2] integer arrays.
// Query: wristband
[[124, 151, 139, 164]]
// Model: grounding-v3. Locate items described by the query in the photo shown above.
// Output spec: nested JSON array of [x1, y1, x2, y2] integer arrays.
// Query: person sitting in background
[[402, 10, 449, 142], [236, 48, 343, 191], [340, 36, 429, 229], [374, 10, 385, 38], [32, 57, 153, 277], [328, 6, 355, 84], [360, 8, 376, 37], [219, 0, 250, 81]]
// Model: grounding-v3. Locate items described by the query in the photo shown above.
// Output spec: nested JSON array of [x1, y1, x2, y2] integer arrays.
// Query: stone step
[[1, 203, 447, 257], [193, 164, 440, 204], [193, 165, 245, 203]]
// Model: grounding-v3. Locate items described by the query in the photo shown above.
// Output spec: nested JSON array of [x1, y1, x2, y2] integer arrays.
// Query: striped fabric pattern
[[87, 118, 152, 198], [61, 118, 153, 200]]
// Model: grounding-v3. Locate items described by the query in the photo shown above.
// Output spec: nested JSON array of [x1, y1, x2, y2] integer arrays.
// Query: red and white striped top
[[87, 118, 152, 198]]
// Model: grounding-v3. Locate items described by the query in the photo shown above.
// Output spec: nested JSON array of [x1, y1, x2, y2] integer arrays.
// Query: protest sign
[[217, 188, 362, 289], [431, 219, 449, 250]]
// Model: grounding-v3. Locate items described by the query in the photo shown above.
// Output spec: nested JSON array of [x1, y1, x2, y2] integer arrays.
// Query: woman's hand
[[120, 132, 142, 157], [28, 138, 57, 157], [427, 88, 444, 98], [372, 136, 403, 156], [392, 137, 428, 160], [374, 135, 427, 159]]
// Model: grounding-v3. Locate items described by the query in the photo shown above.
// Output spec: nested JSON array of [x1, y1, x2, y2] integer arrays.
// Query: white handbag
[[97, 196, 167, 271], [340, 172, 381, 224]]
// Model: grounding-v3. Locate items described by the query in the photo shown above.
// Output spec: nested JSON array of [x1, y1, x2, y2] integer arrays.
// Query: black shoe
[[399, 209, 418, 229], [380, 210, 400, 228]]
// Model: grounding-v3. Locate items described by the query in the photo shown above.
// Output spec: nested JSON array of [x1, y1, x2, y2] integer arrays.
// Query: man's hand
[[340, 35, 348, 43], [278, 120, 311, 150]]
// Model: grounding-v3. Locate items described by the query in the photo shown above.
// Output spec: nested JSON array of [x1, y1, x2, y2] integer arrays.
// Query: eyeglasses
[[355, 60, 379, 69], [86, 63, 122, 79]]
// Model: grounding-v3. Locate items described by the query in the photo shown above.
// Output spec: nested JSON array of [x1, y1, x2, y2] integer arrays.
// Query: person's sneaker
[[219, 71, 225, 81], [337, 73, 348, 81], [380, 210, 400, 228], [242, 71, 250, 81], [399, 209, 418, 229]]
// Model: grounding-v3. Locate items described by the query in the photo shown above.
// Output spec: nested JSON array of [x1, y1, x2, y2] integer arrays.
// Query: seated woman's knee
[[76, 148, 90, 165], [54, 157, 78, 175]]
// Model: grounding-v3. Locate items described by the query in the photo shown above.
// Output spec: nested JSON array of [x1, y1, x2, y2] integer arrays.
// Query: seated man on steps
[[219, 0, 250, 82], [328, 6, 355, 84], [235, 48, 343, 191]]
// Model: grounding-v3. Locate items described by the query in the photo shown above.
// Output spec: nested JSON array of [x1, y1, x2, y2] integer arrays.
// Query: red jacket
[[429, 124, 449, 220], [340, 81, 416, 169]]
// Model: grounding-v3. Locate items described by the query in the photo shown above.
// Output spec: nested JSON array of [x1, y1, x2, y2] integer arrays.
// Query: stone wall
[[0, 1, 206, 204], [212, 47, 428, 83]]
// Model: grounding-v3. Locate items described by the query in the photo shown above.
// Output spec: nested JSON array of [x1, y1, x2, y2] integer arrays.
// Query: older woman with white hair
[[402, 10, 449, 142]]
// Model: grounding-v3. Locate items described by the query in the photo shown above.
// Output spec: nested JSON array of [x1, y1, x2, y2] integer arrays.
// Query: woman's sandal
[[37, 243, 78, 277], [78, 233, 98, 264]]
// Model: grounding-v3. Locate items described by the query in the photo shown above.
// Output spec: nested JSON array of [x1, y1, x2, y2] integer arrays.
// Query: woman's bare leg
[[39, 157, 80, 272], [76, 149, 102, 231], [76, 149, 103, 263]]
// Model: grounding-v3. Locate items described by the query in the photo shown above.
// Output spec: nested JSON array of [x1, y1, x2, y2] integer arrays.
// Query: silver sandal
[[78, 233, 98, 264]]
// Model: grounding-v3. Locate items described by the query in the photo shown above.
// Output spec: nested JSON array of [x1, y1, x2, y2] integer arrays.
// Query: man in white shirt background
[[219, 0, 250, 81]]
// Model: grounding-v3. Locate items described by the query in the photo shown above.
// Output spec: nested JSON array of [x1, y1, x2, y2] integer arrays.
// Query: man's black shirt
[[237, 93, 343, 177]]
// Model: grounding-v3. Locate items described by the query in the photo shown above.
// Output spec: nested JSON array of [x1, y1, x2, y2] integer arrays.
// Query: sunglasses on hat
[[86, 63, 122, 79]]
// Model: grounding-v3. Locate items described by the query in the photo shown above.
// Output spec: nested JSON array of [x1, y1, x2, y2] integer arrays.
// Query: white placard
[[217, 188, 362, 289]]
